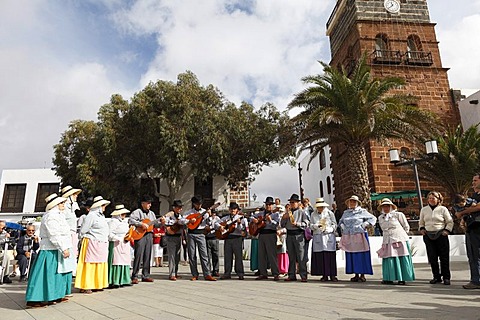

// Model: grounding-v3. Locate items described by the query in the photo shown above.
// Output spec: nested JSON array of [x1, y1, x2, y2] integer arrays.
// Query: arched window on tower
[[319, 181, 324, 198], [405, 34, 433, 65], [327, 176, 332, 195], [373, 33, 401, 64], [319, 149, 326, 170], [375, 33, 389, 57]]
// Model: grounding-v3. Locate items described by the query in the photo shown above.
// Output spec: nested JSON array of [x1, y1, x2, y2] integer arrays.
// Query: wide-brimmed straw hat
[[276, 205, 286, 213], [90, 196, 111, 209], [345, 195, 361, 206], [61, 185, 82, 198], [314, 197, 329, 208], [45, 193, 68, 211], [377, 198, 397, 211], [111, 204, 130, 216]]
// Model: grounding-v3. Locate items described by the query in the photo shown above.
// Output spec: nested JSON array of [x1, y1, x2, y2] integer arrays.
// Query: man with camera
[[15, 225, 39, 282]]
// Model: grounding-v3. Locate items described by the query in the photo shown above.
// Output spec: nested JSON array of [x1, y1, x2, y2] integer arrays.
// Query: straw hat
[[90, 196, 111, 209], [377, 198, 397, 211], [45, 193, 68, 211], [61, 185, 82, 198], [276, 205, 286, 213], [111, 204, 130, 216], [314, 197, 329, 208], [345, 195, 361, 206]]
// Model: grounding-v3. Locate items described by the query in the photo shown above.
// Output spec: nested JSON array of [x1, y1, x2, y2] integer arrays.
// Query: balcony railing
[[371, 50, 402, 65], [405, 51, 433, 66]]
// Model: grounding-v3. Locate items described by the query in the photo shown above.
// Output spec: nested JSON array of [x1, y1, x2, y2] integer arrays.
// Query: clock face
[[384, 0, 400, 13]]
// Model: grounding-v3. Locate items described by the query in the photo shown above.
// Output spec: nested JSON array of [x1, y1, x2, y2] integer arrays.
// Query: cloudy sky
[[1, 0, 480, 203]]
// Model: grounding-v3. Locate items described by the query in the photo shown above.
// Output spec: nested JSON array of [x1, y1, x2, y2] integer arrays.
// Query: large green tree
[[289, 55, 439, 210], [53, 71, 293, 208]]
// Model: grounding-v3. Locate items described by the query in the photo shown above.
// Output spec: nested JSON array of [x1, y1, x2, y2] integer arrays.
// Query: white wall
[[0, 169, 60, 213], [458, 89, 480, 130], [298, 146, 336, 207]]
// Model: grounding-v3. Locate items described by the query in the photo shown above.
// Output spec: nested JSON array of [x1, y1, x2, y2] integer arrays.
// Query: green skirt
[[250, 238, 259, 271], [25, 250, 72, 302], [108, 241, 131, 286], [381, 243, 415, 282]]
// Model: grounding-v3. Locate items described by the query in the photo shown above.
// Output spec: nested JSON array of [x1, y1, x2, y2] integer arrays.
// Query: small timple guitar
[[186, 202, 221, 230], [124, 218, 158, 241]]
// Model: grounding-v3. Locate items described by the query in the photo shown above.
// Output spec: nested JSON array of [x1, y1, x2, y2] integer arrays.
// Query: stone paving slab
[[0, 261, 478, 320]]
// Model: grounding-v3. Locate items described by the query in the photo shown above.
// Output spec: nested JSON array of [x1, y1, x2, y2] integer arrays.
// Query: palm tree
[[417, 124, 480, 200], [289, 55, 439, 210]]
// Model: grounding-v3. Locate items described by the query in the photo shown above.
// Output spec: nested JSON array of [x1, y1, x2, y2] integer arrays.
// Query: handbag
[[304, 227, 313, 241], [159, 236, 167, 248]]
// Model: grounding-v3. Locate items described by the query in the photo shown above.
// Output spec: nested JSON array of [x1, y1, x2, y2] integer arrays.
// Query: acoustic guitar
[[124, 218, 158, 241], [215, 218, 241, 240], [186, 202, 221, 230], [249, 212, 274, 236]]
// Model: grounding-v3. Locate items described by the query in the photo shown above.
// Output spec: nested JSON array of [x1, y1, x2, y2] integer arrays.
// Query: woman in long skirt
[[26, 193, 75, 308], [75, 196, 110, 293], [339, 195, 377, 282], [107, 204, 131, 288], [310, 198, 338, 281], [61, 185, 82, 276], [376, 198, 415, 285]]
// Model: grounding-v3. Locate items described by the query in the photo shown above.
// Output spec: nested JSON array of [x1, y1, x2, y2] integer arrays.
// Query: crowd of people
[[1, 174, 480, 309]]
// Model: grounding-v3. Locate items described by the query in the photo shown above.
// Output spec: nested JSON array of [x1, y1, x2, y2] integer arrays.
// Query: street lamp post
[[388, 140, 438, 210]]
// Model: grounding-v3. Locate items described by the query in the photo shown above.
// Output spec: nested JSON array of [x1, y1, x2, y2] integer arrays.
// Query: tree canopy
[[53, 71, 294, 208]]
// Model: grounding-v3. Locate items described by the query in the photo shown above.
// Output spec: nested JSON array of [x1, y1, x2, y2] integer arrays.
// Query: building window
[[327, 176, 332, 195], [407, 34, 422, 52], [319, 181, 324, 198], [375, 33, 389, 54], [319, 149, 326, 170], [34, 183, 60, 212], [1, 184, 27, 213]]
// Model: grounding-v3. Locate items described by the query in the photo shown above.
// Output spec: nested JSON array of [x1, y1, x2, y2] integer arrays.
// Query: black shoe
[[19, 276, 27, 282], [2, 276, 12, 284], [443, 279, 451, 285], [429, 278, 442, 284], [381, 280, 394, 285], [398, 281, 406, 285]]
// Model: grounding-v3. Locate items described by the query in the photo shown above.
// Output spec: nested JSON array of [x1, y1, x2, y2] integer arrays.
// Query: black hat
[[288, 193, 301, 202], [191, 195, 203, 205], [264, 196, 275, 205], [229, 202, 239, 210], [140, 195, 153, 203], [84, 197, 94, 207], [172, 200, 183, 208]]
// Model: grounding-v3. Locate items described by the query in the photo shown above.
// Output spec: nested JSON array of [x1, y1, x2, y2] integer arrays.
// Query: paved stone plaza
[[0, 261, 478, 320]]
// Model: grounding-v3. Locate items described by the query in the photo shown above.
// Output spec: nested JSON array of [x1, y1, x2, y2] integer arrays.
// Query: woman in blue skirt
[[25, 193, 74, 308], [339, 195, 377, 282], [376, 198, 415, 285]]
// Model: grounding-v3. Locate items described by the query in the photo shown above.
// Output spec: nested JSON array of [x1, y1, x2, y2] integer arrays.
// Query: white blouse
[[39, 208, 71, 252]]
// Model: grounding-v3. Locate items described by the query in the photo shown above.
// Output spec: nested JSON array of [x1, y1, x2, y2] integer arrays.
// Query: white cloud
[[112, 0, 333, 108], [436, 14, 480, 90]]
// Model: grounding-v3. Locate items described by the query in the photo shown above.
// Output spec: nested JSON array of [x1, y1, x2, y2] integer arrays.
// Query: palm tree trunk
[[346, 144, 372, 211]]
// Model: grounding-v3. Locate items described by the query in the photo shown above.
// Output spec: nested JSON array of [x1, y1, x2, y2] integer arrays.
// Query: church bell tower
[[325, 0, 460, 211]]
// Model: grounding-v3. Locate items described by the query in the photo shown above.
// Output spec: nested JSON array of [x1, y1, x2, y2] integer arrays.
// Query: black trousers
[[206, 237, 219, 275], [132, 232, 153, 279], [15, 253, 36, 277], [423, 234, 450, 280]]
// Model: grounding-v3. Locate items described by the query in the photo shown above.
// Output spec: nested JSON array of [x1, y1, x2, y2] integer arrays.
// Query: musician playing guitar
[[215, 202, 248, 280], [128, 195, 160, 284], [205, 208, 221, 277], [159, 200, 185, 281], [182, 196, 216, 281], [252, 196, 281, 281]]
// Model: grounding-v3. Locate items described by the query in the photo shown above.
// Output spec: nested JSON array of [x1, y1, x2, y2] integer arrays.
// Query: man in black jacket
[[15, 225, 39, 281]]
